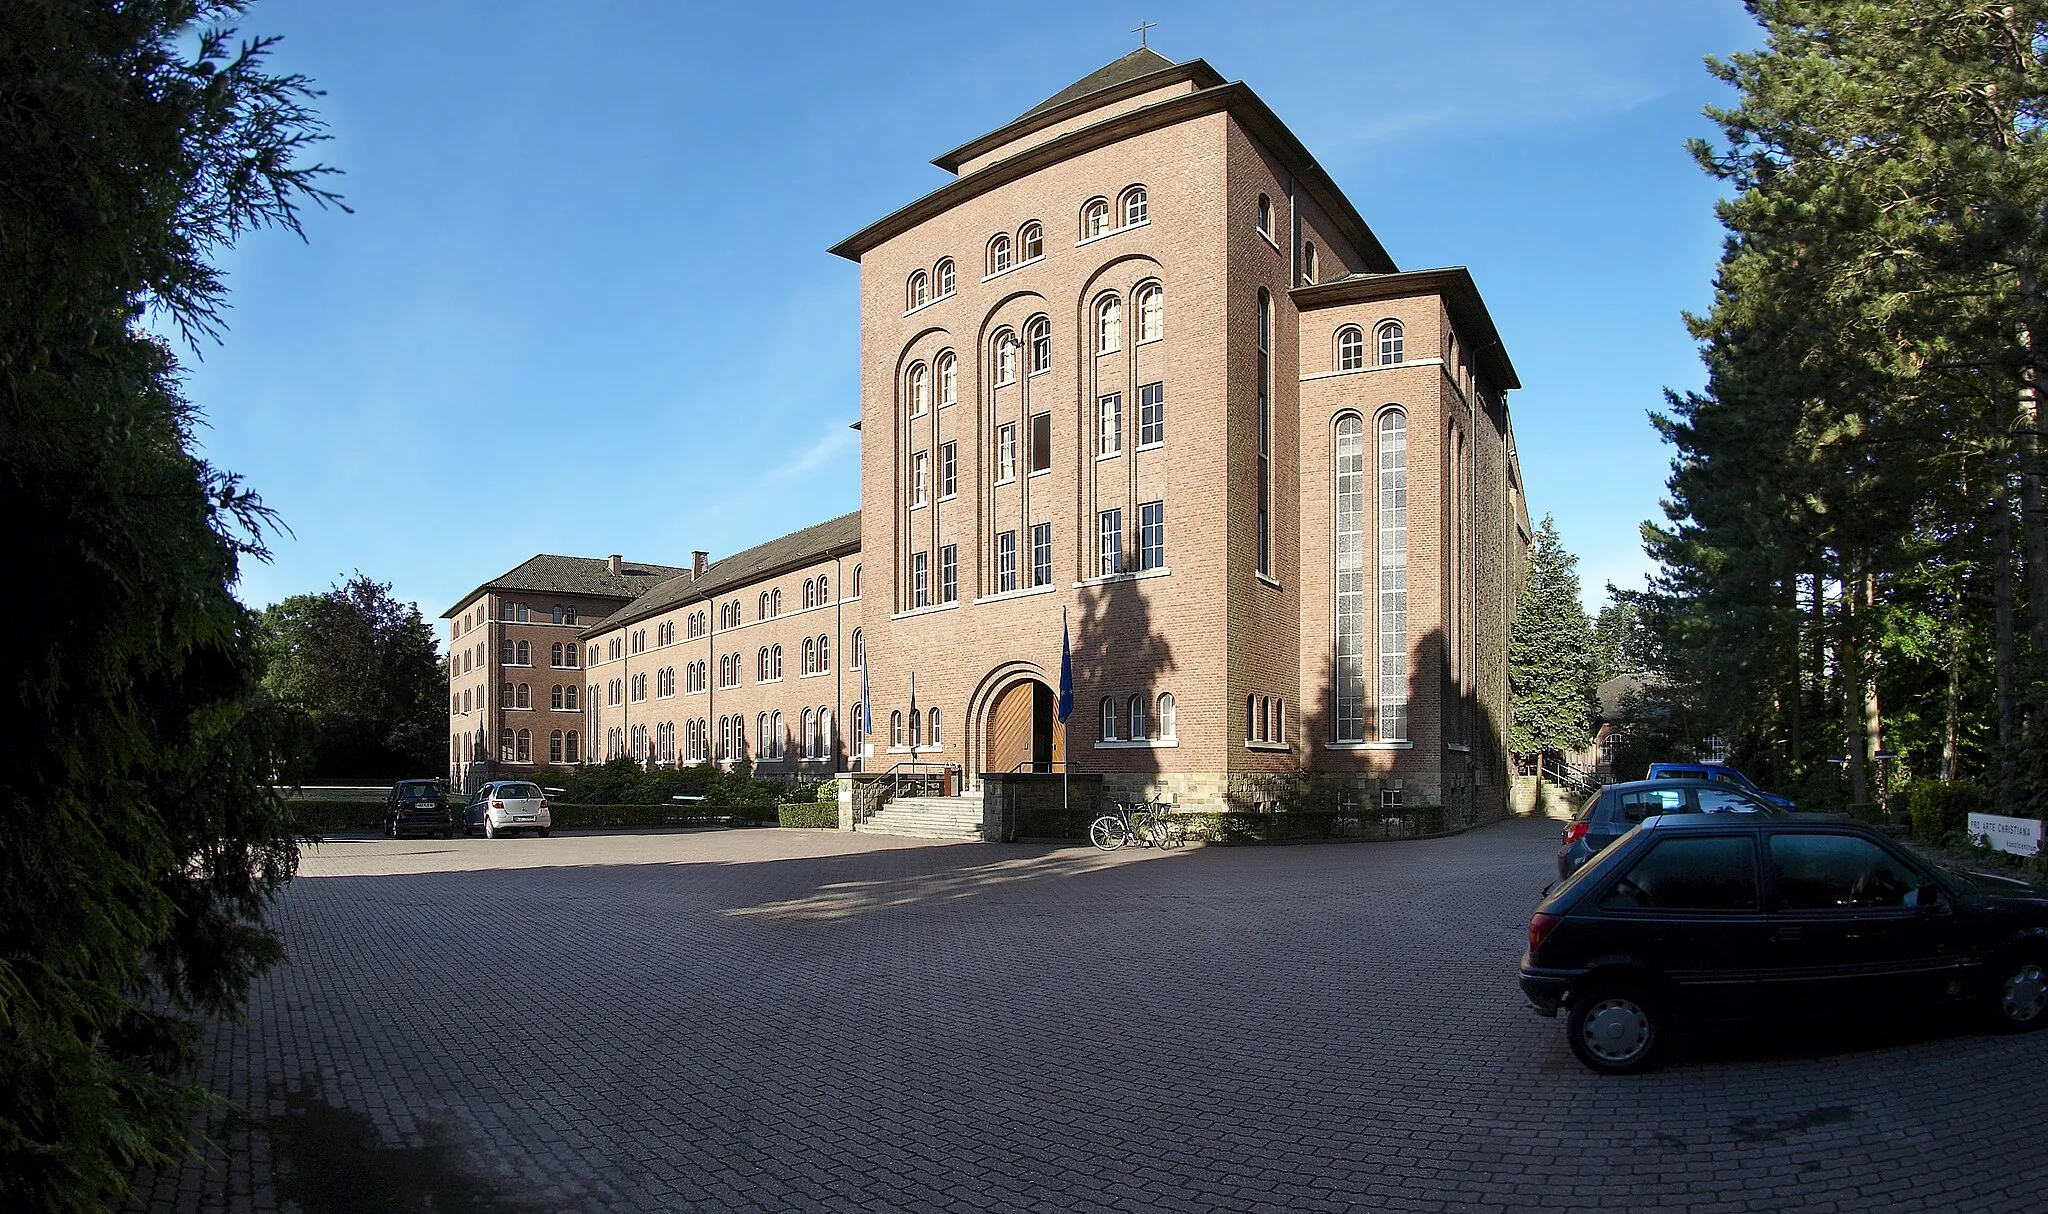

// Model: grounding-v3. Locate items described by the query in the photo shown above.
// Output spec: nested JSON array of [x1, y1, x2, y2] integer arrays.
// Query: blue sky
[[184, 0, 1762, 630]]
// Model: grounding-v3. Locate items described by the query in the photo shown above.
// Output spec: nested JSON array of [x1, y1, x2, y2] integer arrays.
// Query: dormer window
[[1082, 198, 1109, 241], [1121, 185, 1147, 227], [988, 233, 1013, 276]]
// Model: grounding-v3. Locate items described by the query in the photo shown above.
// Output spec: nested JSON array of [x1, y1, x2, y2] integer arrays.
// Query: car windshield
[[397, 782, 437, 795], [496, 783, 541, 799], [1541, 825, 1642, 910]]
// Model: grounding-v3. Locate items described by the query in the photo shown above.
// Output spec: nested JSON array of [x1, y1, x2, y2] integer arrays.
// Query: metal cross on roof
[[1133, 20, 1156, 48]]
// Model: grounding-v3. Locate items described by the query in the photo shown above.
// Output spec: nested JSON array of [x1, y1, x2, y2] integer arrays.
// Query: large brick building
[[445, 48, 1530, 819]]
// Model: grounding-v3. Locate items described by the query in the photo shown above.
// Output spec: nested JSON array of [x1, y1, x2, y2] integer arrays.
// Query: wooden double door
[[985, 680, 1063, 774]]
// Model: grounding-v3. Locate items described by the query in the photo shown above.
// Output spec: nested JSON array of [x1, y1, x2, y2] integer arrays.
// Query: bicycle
[[1089, 800, 1184, 851]]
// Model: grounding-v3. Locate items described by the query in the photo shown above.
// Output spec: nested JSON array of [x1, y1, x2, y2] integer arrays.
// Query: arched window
[[516, 682, 530, 708], [1157, 693, 1176, 741], [1121, 185, 1147, 227], [1096, 294, 1122, 354], [1137, 284, 1163, 343], [516, 640, 530, 665], [802, 708, 816, 758], [757, 713, 769, 759], [1377, 320, 1405, 365], [993, 330, 1019, 385], [852, 565, 863, 597], [853, 702, 866, 745], [1129, 694, 1149, 741], [516, 729, 531, 762], [1256, 193, 1273, 237], [803, 637, 816, 674], [1020, 221, 1043, 261], [1027, 316, 1051, 375], [935, 258, 955, 296], [1378, 409, 1410, 741], [818, 708, 832, 757], [803, 579, 815, 609], [817, 635, 830, 672], [1337, 326, 1364, 372], [928, 707, 941, 746], [907, 270, 929, 310], [499, 682, 512, 710], [771, 644, 783, 679], [756, 647, 768, 682], [550, 684, 564, 710], [817, 573, 828, 601], [1082, 198, 1110, 240], [550, 642, 562, 666], [771, 588, 781, 615], [988, 233, 1012, 276], [566, 644, 578, 668], [549, 730, 563, 763], [908, 361, 929, 416], [758, 591, 769, 619], [1302, 240, 1317, 284], [908, 707, 922, 747], [1246, 694, 1257, 740], [935, 352, 956, 407], [1334, 412, 1367, 741], [566, 729, 580, 763], [1256, 288, 1272, 576], [1101, 697, 1119, 741], [851, 628, 864, 668]]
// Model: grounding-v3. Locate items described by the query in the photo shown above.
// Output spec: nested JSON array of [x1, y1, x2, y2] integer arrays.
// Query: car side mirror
[[1911, 883, 1946, 913]]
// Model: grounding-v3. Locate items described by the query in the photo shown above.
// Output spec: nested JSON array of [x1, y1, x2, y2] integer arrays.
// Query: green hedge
[[778, 802, 839, 829], [287, 799, 389, 836], [549, 802, 775, 830], [1909, 779, 1989, 845], [1016, 806, 1450, 844]]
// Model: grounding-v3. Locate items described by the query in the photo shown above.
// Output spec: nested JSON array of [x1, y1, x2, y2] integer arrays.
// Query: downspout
[[834, 553, 844, 772]]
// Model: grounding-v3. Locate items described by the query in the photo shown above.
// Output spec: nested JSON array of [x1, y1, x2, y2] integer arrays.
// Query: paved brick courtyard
[[133, 816, 2048, 1212]]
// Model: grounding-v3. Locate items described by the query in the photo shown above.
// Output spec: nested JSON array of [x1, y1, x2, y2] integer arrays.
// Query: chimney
[[607, 554, 623, 575], [692, 550, 709, 578]]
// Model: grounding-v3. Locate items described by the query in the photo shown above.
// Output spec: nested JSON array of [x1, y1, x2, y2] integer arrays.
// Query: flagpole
[[1061, 607, 1069, 813]]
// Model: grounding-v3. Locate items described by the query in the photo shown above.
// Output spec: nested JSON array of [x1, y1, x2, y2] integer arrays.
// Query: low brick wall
[[980, 773, 1105, 842]]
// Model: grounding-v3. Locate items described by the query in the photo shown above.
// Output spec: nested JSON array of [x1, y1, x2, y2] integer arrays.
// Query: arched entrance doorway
[[973, 671, 1065, 780]]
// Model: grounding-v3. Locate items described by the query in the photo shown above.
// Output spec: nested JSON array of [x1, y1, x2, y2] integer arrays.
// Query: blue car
[[1559, 778, 1783, 879], [1645, 761, 1795, 812]]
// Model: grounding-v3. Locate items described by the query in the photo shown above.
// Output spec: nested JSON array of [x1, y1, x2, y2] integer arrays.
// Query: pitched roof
[[1020, 47, 1177, 119], [441, 555, 688, 618], [588, 511, 862, 634]]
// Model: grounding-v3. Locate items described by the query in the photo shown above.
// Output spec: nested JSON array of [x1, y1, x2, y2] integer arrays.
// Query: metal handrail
[[848, 761, 954, 826], [1003, 758, 1065, 774]]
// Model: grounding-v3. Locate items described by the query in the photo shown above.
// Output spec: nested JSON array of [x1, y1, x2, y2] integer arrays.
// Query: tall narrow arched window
[[771, 588, 781, 615], [1377, 409, 1410, 741], [1334, 413, 1367, 741], [1301, 240, 1318, 284], [819, 708, 832, 756], [771, 644, 783, 680], [908, 706, 922, 747], [988, 233, 1012, 275], [566, 729, 580, 763], [1121, 185, 1148, 226], [851, 628, 864, 668], [803, 578, 815, 609], [852, 564, 863, 597], [1337, 326, 1364, 372], [756, 647, 767, 681], [908, 270, 929, 310], [1255, 289, 1272, 577], [1157, 692, 1176, 741], [1377, 320, 1405, 365], [936, 352, 956, 406], [1136, 284, 1163, 343], [549, 731, 563, 763], [1096, 295, 1122, 354], [1100, 697, 1119, 741], [550, 684, 564, 710], [803, 708, 816, 757], [1257, 193, 1273, 237], [994, 330, 1019, 385], [1129, 694, 1149, 741], [757, 713, 769, 758], [908, 362, 929, 416], [817, 635, 830, 672], [1020, 221, 1043, 261], [1082, 198, 1110, 240], [935, 258, 955, 295], [803, 637, 816, 674], [890, 711, 904, 747], [1027, 316, 1051, 374], [817, 574, 828, 601], [928, 707, 941, 746], [758, 591, 769, 618]]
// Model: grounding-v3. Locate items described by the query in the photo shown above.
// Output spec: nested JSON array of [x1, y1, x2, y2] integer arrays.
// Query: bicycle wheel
[[1089, 814, 1131, 851]]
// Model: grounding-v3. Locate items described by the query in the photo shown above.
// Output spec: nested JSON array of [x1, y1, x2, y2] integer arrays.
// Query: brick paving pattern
[[132, 817, 2048, 1212]]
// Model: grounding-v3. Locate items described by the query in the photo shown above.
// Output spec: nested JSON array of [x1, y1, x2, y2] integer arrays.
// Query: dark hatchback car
[[1558, 778, 1781, 879], [384, 779, 453, 838], [1522, 815, 2048, 1073]]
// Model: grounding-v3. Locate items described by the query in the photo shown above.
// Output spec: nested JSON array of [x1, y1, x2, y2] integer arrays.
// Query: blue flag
[[1057, 611, 1073, 723], [860, 662, 871, 753]]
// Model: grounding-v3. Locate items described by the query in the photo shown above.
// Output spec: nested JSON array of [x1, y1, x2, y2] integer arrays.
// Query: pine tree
[[1511, 517, 1598, 782]]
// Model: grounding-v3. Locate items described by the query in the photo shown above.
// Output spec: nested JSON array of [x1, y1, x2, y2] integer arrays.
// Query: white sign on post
[[1967, 813, 2043, 858]]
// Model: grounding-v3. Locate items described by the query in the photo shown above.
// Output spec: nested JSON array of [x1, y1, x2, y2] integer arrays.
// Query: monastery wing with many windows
[[445, 48, 1530, 824]]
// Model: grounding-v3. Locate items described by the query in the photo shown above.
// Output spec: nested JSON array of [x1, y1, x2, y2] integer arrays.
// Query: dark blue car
[[1645, 761, 1796, 811], [1558, 778, 1779, 879]]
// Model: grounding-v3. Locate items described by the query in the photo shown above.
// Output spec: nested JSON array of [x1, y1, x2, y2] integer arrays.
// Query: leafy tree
[[1510, 516, 1597, 780], [261, 575, 445, 780], [0, 2, 338, 1206]]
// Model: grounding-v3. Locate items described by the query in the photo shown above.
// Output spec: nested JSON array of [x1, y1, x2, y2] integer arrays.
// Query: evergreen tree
[[1511, 517, 1598, 781], [0, 3, 339, 1206]]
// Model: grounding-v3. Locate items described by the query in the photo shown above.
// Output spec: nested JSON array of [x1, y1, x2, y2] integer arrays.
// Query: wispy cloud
[[769, 427, 858, 482]]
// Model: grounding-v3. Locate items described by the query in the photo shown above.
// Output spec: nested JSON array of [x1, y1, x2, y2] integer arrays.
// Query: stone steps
[[859, 794, 985, 841]]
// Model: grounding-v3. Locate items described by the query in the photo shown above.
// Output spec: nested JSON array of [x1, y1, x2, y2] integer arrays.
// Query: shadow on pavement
[[265, 1085, 530, 1213]]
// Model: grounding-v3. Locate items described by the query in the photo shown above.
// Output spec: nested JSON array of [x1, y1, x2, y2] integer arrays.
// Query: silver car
[[464, 780, 553, 839]]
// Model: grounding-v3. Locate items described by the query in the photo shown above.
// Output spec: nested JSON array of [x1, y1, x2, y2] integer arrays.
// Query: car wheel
[[1567, 983, 1665, 1075], [1990, 956, 2048, 1033], [484, 818, 498, 840]]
